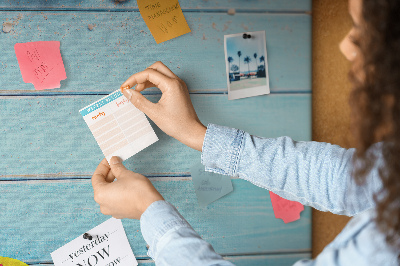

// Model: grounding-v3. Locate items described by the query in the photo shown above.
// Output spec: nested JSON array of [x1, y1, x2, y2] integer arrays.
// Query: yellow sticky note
[[0, 257, 28, 266], [137, 0, 191, 44]]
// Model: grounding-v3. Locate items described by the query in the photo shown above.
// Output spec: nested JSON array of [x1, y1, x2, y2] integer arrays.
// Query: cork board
[[312, 0, 353, 257]]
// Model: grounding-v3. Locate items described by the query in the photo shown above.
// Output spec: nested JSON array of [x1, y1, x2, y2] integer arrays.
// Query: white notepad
[[79, 90, 158, 162]]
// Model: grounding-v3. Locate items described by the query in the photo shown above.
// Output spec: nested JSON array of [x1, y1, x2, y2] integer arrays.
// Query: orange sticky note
[[137, 0, 191, 44], [269, 191, 304, 223], [14, 41, 67, 90]]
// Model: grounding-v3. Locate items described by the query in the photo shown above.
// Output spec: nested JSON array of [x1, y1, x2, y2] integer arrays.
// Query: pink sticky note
[[270, 191, 304, 223], [14, 41, 67, 90]]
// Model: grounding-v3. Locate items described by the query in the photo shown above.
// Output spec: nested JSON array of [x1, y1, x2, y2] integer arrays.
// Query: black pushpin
[[83, 233, 94, 240], [242, 33, 251, 39]]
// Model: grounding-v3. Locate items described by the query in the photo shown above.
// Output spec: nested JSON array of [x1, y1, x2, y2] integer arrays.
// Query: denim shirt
[[140, 124, 399, 265]]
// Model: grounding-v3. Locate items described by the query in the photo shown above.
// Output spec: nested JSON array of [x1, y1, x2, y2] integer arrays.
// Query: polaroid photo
[[224, 31, 270, 100]]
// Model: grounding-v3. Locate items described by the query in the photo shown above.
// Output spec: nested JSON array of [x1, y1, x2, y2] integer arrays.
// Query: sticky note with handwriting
[[190, 163, 233, 207], [137, 0, 191, 44], [14, 41, 67, 90], [51, 218, 138, 266], [269, 191, 304, 223], [79, 90, 158, 162]]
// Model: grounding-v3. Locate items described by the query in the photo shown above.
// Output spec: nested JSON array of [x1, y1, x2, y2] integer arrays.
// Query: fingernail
[[124, 89, 133, 100], [120, 85, 129, 92], [110, 156, 122, 165]]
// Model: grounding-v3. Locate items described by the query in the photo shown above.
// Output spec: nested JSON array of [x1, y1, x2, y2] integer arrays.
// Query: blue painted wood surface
[[28, 253, 311, 265], [0, 12, 311, 94], [30, 253, 311, 265], [0, 179, 311, 263], [0, 0, 311, 12], [0, 0, 312, 265], [226, 253, 311, 266], [0, 94, 310, 178]]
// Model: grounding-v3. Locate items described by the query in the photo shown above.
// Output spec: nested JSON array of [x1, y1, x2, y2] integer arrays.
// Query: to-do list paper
[[79, 90, 158, 162]]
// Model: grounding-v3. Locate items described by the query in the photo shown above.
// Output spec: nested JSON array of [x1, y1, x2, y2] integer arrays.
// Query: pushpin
[[242, 33, 251, 39], [83, 233, 96, 240]]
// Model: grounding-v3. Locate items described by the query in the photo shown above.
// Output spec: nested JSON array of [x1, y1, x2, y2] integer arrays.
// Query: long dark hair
[[350, 0, 400, 251]]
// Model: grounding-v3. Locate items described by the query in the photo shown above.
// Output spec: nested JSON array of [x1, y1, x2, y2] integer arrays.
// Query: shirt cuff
[[140, 200, 192, 260], [201, 123, 245, 176]]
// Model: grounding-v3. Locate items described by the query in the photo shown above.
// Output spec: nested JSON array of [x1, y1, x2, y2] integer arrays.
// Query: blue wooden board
[[0, 179, 311, 263], [0, 94, 311, 178], [0, 12, 311, 94], [0, 0, 311, 12], [226, 253, 311, 266], [0, 0, 312, 265], [30, 253, 311, 265]]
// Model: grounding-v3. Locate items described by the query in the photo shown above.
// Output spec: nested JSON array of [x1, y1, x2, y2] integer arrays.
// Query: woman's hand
[[91, 157, 164, 220], [120, 61, 206, 152]]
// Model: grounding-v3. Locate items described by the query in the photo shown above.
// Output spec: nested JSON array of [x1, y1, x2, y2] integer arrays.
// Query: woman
[[91, 0, 400, 264]]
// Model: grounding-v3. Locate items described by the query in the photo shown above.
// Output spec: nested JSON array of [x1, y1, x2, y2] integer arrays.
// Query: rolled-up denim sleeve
[[140, 200, 235, 266], [201, 124, 382, 216]]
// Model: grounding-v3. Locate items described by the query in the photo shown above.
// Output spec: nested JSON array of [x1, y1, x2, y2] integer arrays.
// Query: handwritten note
[[79, 90, 158, 162], [137, 0, 191, 44], [51, 218, 138, 266], [190, 163, 233, 207], [269, 191, 304, 223], [14, 41, 67, 90]]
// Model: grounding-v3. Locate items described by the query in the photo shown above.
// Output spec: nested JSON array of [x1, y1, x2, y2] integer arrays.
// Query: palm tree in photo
[[244, 56, 251, 77], [237, 51, 242, 76], [227, 56, 234, 74], [231, 64, 239, 73], [260, 55, 265, 71], [253, 53, 257, 73], [259, 55, 266, 77]]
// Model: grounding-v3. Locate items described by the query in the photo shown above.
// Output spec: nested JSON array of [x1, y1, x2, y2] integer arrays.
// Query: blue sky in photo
[[226, 31, 266, 73]]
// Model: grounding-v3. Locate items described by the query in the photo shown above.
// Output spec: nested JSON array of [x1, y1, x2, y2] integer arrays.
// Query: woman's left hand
[[91, 157, 164, 219]]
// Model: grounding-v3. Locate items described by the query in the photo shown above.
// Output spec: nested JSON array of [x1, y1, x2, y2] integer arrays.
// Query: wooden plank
[[0, 179, 311, 263], [0, 0, 311, 12], [0, 94, 311, 178], [29, 253, 311, 265], [0, 12, 311, 94], [226, 253, 311, 265]]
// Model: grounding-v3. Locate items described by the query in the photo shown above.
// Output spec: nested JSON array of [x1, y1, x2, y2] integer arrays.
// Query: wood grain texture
[[0, 94, 311, 178], [0, 0, 311, 12], [225, 253, 311, 265], [0, 0, 313, 263], [0, 179, 311, 262], [0, 12, 311, 94], [312, 0, 352, 258], [29, 253, 311, 265]]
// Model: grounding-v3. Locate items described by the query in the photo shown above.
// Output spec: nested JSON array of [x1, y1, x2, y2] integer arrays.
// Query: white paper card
[[51, 218, 138, 266], [79, 90, 158, 162]]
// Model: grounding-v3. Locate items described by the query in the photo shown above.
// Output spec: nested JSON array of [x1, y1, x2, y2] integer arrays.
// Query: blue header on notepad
[[80, 91, 123, 116]]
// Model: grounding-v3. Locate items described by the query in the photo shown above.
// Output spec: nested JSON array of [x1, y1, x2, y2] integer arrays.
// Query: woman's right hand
[[120, 61, 207, 151]]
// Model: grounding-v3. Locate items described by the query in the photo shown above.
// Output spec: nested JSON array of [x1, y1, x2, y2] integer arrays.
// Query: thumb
[[92, 159, 110, 189], [122, 89, 155, 116], [109, 156, 130, 179]]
